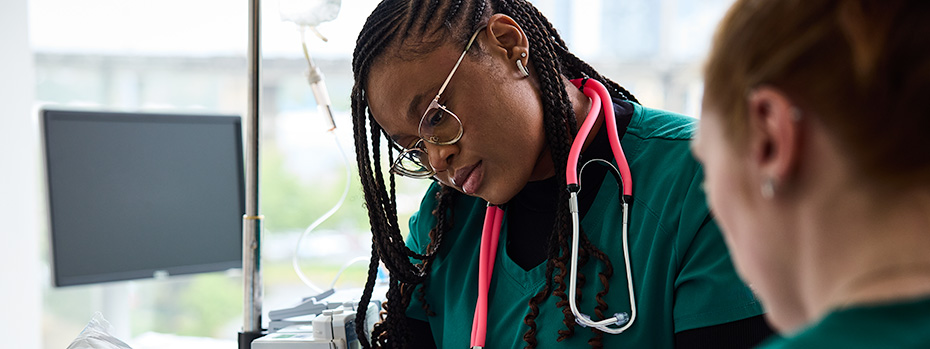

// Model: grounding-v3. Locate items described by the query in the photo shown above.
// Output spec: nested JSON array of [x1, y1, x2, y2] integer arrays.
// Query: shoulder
[[618, 104, 716, 273], [626, 103, 699, 142], [760, 297, 930, 349], [407, 182, 442, 254], [621, 103, 702, 186], [620, 103, 704, 210], [407, 182, 484, 254]]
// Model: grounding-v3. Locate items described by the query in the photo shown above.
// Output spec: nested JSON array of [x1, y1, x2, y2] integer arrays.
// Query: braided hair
[[350, 1, 637, 348]]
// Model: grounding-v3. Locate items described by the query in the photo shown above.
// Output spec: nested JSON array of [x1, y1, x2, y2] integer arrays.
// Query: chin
[[472, 166, 534, 205], [476, 184, 518, 206], [477, 192, 506, 206]]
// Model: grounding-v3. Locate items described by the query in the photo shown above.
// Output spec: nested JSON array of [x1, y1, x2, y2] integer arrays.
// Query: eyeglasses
[[390, 27, 484, 179]]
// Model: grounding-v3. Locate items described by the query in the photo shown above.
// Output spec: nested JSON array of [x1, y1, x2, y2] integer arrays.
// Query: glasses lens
[[394, 148, 432, 178], [420, 106, 462, 145]]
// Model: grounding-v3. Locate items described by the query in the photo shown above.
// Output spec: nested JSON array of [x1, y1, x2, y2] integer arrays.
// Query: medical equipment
[[280, 0, 341, 131], [242, 0, 346, 343], [253, 308, 359, 349], [253, 293, 382, 349], [255, 3, 379, 347], [470, 204, 503, 349], [279, 0, 340, 28], [277, 0, 353, 295], [566, 78, 636, 334], [267, 285, 386, 328], [469, 78, 636, 347]]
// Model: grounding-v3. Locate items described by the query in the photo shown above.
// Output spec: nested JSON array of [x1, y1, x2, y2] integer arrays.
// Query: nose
[[424, 141, 457, 174]]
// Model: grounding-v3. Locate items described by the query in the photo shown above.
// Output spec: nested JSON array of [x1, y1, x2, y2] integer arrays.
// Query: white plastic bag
[[279, 0, 341, 26], [66, 312, 133, 349]]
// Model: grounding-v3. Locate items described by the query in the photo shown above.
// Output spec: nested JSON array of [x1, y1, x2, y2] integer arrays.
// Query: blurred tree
[[260, 141, 369, 234]]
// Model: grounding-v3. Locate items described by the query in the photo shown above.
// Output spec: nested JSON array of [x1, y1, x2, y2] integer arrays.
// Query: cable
[[329, 256, 370, 289]]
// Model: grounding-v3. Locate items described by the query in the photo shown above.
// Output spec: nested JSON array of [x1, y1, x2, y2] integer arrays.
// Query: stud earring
[[516, 52, 529, 77], [761, 177, 776, 199], [791, 107, 803, 122]]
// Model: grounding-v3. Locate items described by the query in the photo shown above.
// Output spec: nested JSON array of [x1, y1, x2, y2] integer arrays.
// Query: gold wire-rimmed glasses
[[389, 27, 485, 179]]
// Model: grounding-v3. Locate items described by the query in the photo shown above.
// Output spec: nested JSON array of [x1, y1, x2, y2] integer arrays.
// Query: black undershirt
[[407, 100, 773, 348]]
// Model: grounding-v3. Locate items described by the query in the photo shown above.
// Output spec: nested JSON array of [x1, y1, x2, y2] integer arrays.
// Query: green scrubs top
[[406, 103, 763, 348], [759, 297, 930, 348]]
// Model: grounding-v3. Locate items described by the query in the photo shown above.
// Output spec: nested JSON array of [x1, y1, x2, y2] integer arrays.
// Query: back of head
[[704, 0, 930, 186]]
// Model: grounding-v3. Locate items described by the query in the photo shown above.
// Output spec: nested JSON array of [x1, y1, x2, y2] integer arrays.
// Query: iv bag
[[279, 0, 342, 27]]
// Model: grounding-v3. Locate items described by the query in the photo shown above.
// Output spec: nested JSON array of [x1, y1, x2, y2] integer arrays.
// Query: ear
[[747, 87, 802, 185], [485, 14, 530, 65]]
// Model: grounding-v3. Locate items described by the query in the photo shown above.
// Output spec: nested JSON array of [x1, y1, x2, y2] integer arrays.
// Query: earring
[[791, 107, 803, 122], [761, 177, 776, 199], [516, 52, 529, 77]]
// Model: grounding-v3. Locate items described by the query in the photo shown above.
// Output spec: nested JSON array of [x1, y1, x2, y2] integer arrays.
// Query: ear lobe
[[747, 87, 802, 183], [486, 13, 529, 61]]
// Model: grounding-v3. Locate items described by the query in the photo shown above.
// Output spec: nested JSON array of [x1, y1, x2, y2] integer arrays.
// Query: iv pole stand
[[239, 0, 264, 347]]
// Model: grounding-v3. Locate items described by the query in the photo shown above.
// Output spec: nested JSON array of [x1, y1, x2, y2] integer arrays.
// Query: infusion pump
[[252, 288, 384, 349]]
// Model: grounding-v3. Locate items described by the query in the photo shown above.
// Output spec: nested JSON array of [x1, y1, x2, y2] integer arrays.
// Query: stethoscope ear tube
[[568, 193, 637, 334]]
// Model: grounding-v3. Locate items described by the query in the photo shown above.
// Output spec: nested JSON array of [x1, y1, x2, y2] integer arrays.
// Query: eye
[[427, 107, 451, 128], [412, 139, 427, 151]]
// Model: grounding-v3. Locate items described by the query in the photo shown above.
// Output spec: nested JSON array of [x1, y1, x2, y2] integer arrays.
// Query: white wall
[[0, 0, 42, 348]]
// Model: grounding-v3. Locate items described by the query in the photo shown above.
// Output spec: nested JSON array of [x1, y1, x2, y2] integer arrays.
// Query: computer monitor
[[41, 108, 244, 287]]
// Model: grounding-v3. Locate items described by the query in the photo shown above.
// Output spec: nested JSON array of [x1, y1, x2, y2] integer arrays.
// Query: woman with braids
[[693, 0, 930, 348], [349, 0, 770, 348]]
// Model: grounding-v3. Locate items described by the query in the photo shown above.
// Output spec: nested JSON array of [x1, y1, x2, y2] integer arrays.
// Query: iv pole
[[239, 0, 264, 347]]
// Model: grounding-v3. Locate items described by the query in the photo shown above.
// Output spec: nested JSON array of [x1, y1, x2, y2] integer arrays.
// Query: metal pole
[[240, 0, 264, 347]]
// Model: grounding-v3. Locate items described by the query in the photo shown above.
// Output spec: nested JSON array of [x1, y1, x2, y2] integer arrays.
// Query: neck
[[791, 184, 930, 331], [754, 121, 930, 333], [528, 76, 602, 181], [567, 76, 603, 152]]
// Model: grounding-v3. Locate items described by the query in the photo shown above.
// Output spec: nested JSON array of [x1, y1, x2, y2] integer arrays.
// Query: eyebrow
[[384, 91, 428, 146], [393, 81, 442, 146], [407, 91, 428, 123]]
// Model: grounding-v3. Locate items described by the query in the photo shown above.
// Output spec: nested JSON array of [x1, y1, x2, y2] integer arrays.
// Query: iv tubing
[[292, 130, 351, 293]]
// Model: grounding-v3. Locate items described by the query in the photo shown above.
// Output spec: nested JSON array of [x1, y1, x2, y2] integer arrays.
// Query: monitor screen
[[41, 109, 244, 287]]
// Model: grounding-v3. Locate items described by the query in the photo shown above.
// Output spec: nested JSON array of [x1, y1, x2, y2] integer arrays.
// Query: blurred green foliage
[[259, 142, 370, 234]]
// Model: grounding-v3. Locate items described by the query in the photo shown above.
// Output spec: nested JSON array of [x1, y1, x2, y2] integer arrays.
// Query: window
[[29, 0, 732, 347]]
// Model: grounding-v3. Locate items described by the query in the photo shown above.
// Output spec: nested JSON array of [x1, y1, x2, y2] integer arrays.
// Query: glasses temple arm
[[435, 27, 485, 99]]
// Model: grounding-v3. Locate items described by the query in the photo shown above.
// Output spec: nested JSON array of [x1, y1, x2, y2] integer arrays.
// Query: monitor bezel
[[40, 108, 245, 287]]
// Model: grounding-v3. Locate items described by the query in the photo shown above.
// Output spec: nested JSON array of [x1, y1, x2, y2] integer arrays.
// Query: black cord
[[578, 76, 590, 92]]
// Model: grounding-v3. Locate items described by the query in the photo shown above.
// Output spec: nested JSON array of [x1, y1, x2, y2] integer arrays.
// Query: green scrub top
[[406, 103, 763, 348], [758, 297, 930, 348]]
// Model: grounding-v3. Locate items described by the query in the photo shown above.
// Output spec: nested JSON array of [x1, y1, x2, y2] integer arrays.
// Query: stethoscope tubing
[[470, 204, 503, 348], [567, 79, 632, 195]]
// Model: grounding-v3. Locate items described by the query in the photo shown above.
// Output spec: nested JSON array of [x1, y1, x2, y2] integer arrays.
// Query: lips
[[452, 161, 482, 194]]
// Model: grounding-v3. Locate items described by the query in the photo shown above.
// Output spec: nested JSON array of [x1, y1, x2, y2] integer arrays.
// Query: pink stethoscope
[[470, 78, 637, 348]]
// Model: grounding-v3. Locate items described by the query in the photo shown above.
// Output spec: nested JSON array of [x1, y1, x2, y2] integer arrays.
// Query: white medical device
[[253, 287, 384, 349]]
